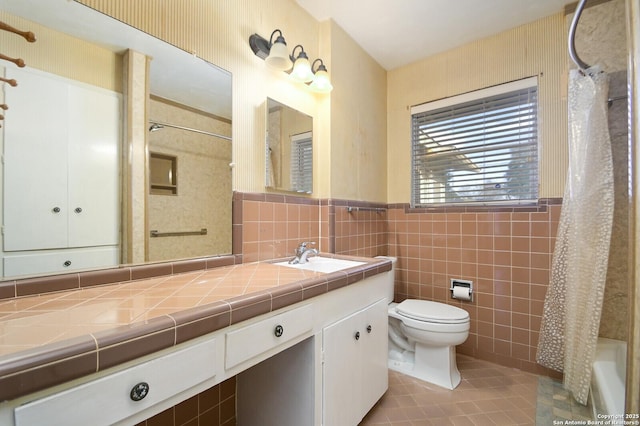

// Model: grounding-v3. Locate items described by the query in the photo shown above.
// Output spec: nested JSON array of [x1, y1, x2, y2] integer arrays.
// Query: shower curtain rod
[[149, 120, 232, 141], [608, 95, 627, 106], [568, 0, 591, 71]]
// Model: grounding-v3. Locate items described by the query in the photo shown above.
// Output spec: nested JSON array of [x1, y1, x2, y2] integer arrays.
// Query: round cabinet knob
[[52, 207, 61, 213], [274, 324, 284, 338], [130, 382, 150, 401], [63, 260, 72, 267], [74, 207, 82, 213], [354, 331, 360, 341], [367, 325, 372, 334]]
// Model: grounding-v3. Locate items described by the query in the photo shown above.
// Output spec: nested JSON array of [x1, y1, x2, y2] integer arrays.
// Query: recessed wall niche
[[150, 152, 178, 195]]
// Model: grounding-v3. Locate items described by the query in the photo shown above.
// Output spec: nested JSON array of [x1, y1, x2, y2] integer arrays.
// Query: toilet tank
[[375, 256, 396, 303]]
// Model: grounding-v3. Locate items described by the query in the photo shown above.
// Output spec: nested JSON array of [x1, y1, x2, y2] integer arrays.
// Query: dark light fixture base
[[249, 34, 270, 60]]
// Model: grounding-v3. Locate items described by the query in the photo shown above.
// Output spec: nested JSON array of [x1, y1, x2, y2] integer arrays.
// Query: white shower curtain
[[536, 67, 614, 405]]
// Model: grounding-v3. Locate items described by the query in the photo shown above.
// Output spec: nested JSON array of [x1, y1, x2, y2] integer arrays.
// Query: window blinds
[[290, 132, 313, 193], [411, 78, 538, 207]]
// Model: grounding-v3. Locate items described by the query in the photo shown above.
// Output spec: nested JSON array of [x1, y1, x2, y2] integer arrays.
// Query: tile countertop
[[0, 255, 391, 402]]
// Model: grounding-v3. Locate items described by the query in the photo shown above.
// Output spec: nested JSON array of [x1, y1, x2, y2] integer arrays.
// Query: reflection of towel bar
[[150, 228, 207, 238], [346, 206, 386, 213]]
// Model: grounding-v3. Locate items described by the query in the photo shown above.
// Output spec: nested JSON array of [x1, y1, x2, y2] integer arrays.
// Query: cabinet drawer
[[3, 246, 118, 276], [225, 304, 313, 369], [14, 339, 216, 426]]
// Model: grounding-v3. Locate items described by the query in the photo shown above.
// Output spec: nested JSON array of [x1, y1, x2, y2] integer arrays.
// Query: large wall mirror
[[0, 0, 232, 278], [266, 98, 313, 194]]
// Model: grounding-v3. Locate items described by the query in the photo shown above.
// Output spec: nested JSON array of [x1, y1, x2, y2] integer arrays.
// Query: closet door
[[3, 68, 69, 251], [67, 84, 120, 247]]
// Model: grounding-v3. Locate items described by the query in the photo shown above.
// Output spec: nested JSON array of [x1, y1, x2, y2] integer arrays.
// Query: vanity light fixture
[[290, 45, 314, 83], [309, 59, 333, 93], [249, 29, 292, 71], [249, 30, 333, 93]]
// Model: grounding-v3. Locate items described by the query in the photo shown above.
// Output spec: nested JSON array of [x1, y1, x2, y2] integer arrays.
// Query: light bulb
[[310, 69, 333, 93], [291, 55, 314, 83]]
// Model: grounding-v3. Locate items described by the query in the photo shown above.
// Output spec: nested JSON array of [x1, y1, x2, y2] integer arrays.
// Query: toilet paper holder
[[450, 279, 473, 302]]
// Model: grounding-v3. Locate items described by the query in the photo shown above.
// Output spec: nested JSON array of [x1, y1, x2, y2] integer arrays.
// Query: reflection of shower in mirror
[[148, 120, 232, 140]]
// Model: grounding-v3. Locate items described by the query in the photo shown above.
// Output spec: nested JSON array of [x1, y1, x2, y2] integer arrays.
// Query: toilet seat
[[396, 300, 469, 324]]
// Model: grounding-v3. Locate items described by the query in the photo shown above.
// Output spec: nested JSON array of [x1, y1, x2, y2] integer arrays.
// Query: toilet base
[[388, 343, 461, 390]]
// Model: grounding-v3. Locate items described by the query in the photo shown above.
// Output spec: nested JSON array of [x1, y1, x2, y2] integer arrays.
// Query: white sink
[[274, 256, 366, 273]]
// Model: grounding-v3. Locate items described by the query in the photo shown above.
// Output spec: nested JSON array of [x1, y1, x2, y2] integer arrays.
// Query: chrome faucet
[[289, 241, 318, 264]]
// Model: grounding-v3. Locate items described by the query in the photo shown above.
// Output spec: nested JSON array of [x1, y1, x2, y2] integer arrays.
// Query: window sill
[[395, 198, 562, 214]]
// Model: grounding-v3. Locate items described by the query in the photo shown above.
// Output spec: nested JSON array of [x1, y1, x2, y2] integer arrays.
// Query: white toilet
[[377, 256, 470, 390]]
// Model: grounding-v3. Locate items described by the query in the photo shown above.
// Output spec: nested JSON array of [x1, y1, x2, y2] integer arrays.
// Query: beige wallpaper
[[76, 0, 387, 201], [6, 1, 622, 208], [387, 13, 568, 202], [328, 21, 388, 202], [0, 11, 121, 92], [77, 0, 322, 194]]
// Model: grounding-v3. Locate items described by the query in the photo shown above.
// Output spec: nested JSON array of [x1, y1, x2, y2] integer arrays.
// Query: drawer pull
[[130, 382, 150, 401], [52, 207, 61, 213], [354, 331, 360, 341], [63, 260, 72, 267], [274, 324, 284, 338], [367, 325, 372, 333]]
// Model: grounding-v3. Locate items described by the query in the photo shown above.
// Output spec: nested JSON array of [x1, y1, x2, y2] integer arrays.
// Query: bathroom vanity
[[0, 256, 391, 426]]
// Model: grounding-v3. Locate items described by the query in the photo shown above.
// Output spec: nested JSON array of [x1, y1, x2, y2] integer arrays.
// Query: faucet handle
[[295, 241, 316, 256], [297, 241, 316, 250]]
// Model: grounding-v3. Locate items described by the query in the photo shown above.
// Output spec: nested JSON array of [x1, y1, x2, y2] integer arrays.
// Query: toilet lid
[[396, 299, 470, 324]]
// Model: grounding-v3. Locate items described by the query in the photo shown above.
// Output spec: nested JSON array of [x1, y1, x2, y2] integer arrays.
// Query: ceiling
[[295, 0, 575, 70]]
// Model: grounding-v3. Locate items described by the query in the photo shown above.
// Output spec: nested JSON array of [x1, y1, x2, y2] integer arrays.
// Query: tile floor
[[536, 375, 593, 424], [360, 355, 540, 425]]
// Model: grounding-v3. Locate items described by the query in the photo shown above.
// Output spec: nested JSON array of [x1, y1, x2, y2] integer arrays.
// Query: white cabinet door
[[67, 84, 120, 247], [322, 308, 362, 426], [359, 298, 389, 418], [322, 298, 388, 426], [3, 67, 120, 252], [3, 68, 69, 250]]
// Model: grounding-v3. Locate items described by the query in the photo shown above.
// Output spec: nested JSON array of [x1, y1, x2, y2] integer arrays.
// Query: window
[[290, 131, 313, 193], [411, 77, 539, 207]]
